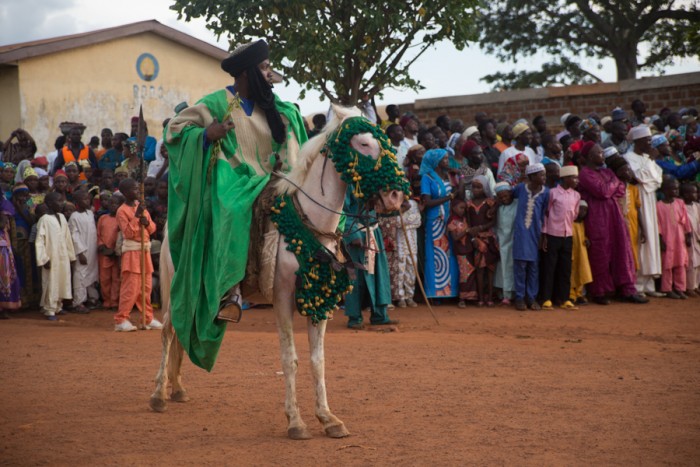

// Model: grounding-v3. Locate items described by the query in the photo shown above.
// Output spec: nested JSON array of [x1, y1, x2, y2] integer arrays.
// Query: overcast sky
[[1, 0, 698, 115]]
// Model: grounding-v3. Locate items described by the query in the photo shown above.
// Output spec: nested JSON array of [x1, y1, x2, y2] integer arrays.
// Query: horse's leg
[[307, 318, 350, 438], [168, 332, 189, 402], [149, 308, 172, 412]]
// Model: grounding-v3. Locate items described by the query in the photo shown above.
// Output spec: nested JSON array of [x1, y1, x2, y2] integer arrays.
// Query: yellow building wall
[[16, 32, 232, 152], [0, 65, 21, 142]]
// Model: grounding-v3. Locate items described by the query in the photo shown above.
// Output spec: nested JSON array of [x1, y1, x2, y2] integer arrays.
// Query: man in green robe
[[164, 40, 307, 371], [342, 187, 398, 329]]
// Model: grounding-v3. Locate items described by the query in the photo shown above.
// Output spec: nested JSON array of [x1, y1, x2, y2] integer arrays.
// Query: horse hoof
[[170, 390, 190, 403], [325, 423, 350, 438], [288, 426, 313, 440], [149, 397, 167, 413]]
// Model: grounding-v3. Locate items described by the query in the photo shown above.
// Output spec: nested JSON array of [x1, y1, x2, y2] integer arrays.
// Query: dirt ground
[[1, 297, 699, 466]]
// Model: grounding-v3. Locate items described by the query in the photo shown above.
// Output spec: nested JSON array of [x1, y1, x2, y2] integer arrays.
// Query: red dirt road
[[2, 299, 699, 465]]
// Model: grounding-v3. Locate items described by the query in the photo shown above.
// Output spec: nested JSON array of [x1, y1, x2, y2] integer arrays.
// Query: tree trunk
[[615, 44, 638, 81]]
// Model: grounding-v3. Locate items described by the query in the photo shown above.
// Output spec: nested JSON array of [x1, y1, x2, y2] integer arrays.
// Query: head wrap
[[512, 122, 529, 138], [3, 162, 16, 171], [580, 141, 596, 158], [31, 156, 48, 167], [35, 168, 48, 177], [629, 125, 652, 140], [601, 116, 612, 126], [131, 116, 139, 124], [541, 156, 560, 167], [560, 165, 578, 178], [611, 108, 627, 122], [78, 159, 91, 170], [12, 183, 29, 194], [605, 155, 628, 172], [460, 139, 480, 157], [682, 114, 697, 124], [494, 181, 512, 193], [15, 160, 31, 184], [221, 40, 269, 77], [472, 174, 493, 198], [651, 134, 668, 148], [603, 146, 619, 158], [560, 113, 572, 125], [123, 138, 138, 152], [419, 148, 448, 177], [525, 162, 545, 175], [462, 126, 479, 139], [54, 169, 68, 180], [114, 164, 129, 175], [22, 166, 38, 181], [579, 117, 598, 133], [399, 115, 415, 128], [65, 161, 78, 169], [579, 200, 588, 208]]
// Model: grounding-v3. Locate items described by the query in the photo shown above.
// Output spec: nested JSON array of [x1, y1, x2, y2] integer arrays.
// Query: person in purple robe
[[577, 142, 648, 305], [0, 194, 21, 318]]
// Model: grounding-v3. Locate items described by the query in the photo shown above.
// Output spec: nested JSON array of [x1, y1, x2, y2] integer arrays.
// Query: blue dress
[[421, 173, 458, 298]]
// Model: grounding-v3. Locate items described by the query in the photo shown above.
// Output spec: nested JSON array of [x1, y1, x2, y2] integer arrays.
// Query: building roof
[[0, 19, 230, 65]]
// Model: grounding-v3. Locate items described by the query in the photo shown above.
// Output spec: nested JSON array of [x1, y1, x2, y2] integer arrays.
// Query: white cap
[[629, 125, 652, 140], [603, 146, 619, 158], [462, 126, 479, 138], [525, 162, 545, 175], [560, 113, 571, 125]]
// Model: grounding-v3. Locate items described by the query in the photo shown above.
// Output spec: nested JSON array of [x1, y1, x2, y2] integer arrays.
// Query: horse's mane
[[274, 105, 362, 196]]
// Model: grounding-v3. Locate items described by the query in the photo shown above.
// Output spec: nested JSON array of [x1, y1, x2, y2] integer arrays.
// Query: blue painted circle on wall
[[136, 53, 159, 82]]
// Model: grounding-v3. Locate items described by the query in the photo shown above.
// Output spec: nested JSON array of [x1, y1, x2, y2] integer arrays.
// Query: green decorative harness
[[270, 117, 410, 324]]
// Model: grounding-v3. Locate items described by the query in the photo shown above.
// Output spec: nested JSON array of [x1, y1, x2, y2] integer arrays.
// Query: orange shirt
[[117, 201, 156, 274], [97, 214, 119, 268]]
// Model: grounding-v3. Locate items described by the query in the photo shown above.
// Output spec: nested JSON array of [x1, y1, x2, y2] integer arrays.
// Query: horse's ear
[[329, 104, 362, 124]]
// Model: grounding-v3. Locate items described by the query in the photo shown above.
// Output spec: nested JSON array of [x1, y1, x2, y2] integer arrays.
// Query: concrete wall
[[0, 65, 21, 139], [9, 32, 232, 152], [402, 72, 700, 129]]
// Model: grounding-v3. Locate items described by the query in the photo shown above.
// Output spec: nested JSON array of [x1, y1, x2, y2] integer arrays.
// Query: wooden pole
[[399, 213, 440, 325], [137, 106, 147, 329]]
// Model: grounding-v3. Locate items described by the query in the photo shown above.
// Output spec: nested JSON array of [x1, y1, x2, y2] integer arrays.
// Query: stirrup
[[216, 294, 243, 323]]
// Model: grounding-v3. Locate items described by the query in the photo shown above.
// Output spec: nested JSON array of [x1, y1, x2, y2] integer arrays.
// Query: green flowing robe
[[342, 187, 391, 324], [164, 89, 307, 371]]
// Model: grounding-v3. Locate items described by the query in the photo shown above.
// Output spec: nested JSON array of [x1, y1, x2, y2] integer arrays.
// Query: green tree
[[171, 0, 478, 105], [477, 0, 700, 90]]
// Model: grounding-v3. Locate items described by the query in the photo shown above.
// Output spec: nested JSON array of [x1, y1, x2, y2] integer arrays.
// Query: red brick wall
[[400, 73, 700, 129]]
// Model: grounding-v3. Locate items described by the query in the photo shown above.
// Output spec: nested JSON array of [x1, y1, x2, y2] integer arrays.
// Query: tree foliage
[[171, 0, 478, 105], [477, 0, 700, 90]]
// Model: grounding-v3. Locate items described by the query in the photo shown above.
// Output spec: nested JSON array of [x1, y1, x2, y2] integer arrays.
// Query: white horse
[[149, 107, 403, 440]]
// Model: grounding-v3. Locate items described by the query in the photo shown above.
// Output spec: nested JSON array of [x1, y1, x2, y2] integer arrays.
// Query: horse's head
[[323, 116, 409, 213]]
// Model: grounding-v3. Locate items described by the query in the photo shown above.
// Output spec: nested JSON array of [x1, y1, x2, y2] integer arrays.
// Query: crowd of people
[[368, 100, 700, 312], [0, 118, 168, 330], [0, 97, 698, 329]]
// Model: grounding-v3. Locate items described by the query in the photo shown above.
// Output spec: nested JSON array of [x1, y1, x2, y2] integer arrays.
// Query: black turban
[[221, 40, 269, 77]]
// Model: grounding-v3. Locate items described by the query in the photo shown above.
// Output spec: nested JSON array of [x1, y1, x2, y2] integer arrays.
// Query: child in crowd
[[404, 144, 426, 198], [512, 163, 549, 311], [607, 155, 645, 271], [542, 157, 561, 189], [394, 198, 421, 308], [540, 165, 580, 310], [447, 199, 473, 308], [35, 193, 76, 320], [114, 165, 129, 187], [62, 202, 76, 220], [498, 153, 529, 186], [146, 177, 169, 241], [494, 182, 517, 305], [64, 162, 83, 200], [69, 190, 99, 313], [52, 170, 70, 203], [97, 193, 124, 310], [0, 206, 21, 319], [466, 175, 498, 307], [23, 167, 44, 211], [657, 175, 692, 299], [114, 178, 162, 332], [570, 200, 593, 304], [682, 182, 700, 296]]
